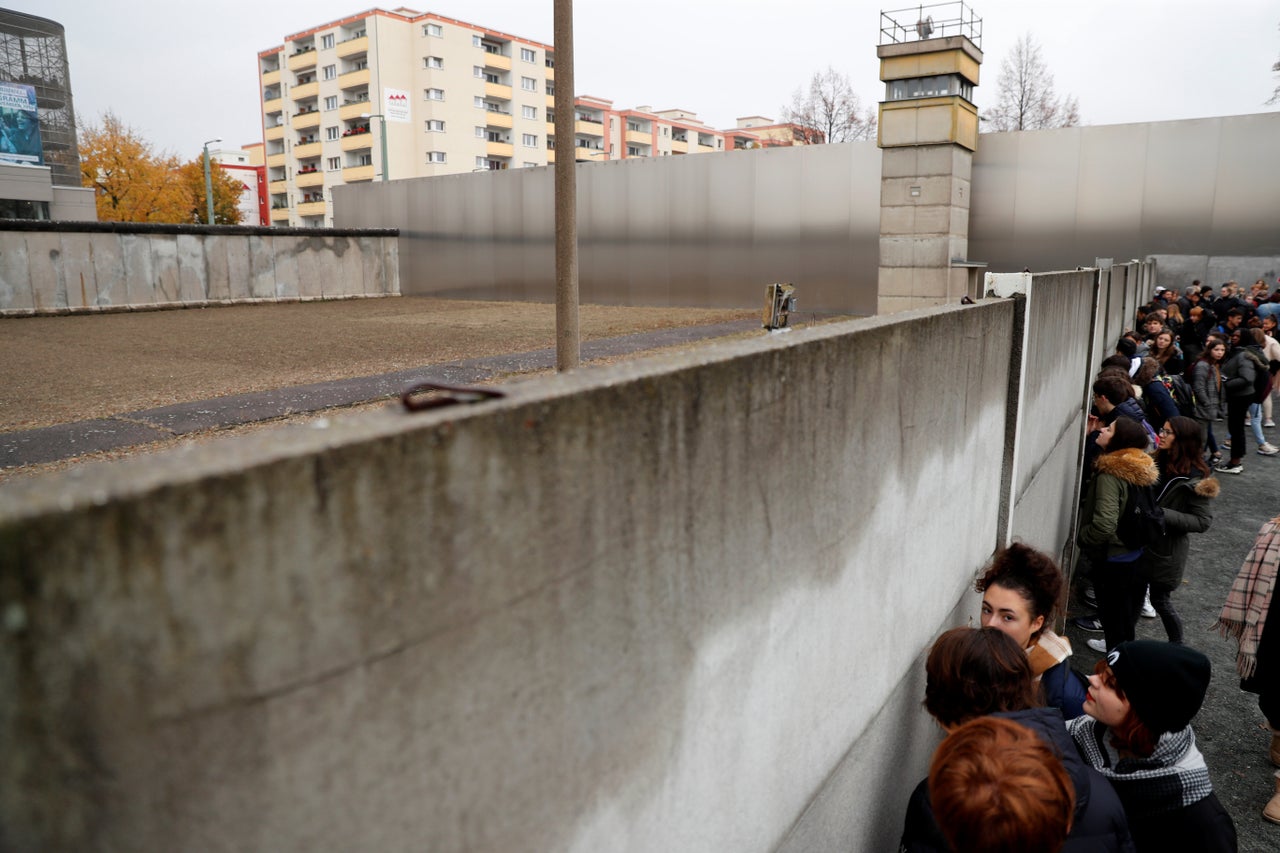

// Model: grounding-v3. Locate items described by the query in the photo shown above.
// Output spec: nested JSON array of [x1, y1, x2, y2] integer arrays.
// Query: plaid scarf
[[1215, 514, 1280, 678], [1026, 628, 1072, 681], [1068, 717, 1213, 818]]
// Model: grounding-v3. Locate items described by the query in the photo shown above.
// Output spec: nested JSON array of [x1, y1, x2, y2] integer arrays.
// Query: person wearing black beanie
[[1067, 641, 1237, 851]]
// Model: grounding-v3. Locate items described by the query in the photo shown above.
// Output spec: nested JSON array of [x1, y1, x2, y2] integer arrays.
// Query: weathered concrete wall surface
[[0, 268, 1118, 851], [0, 222, 399, 316], [1149, 253, 1280, 291]]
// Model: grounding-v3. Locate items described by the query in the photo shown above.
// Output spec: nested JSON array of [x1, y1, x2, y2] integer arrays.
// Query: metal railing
[[879, 2, 982, 47]]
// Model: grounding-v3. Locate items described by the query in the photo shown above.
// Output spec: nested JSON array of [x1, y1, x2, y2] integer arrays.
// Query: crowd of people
[[898, 279, 1280, 852]]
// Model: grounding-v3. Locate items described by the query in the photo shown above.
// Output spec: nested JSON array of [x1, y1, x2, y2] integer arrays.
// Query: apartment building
[[259, 8, 555, 227]]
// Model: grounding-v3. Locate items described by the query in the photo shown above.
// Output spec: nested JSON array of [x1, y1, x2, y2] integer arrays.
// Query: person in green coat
[[1078, 418, 1159, 653], [1143, 416, 1219, 644]]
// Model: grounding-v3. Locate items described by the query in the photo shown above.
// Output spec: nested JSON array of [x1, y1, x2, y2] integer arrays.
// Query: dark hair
[[1114, 337, 1137, 358], [1250, 327, 1267, 347], [924, 627, 1039, 728], [1099, 354, 1132, 372], [1228, 308, 1245, 319], [1134, 357, 1160, 386], [1158, 416, 1211, 478], [1093, 661, 1158, 756], [975, 543, 1065, 636], [930, 717, 1076, 853], [1104, 417, 1150, 453], [1092, 376, 1131, 406]]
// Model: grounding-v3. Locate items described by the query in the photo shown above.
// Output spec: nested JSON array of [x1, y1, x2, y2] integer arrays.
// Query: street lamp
[[202, 138, 222, 225], [361, 113, 389, 182]]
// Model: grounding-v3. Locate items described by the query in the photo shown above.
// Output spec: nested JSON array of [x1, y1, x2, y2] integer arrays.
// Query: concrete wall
[[1149, 253, 1280, 291], [0, 267, 1115, 851], [0, 222, 400, 316]]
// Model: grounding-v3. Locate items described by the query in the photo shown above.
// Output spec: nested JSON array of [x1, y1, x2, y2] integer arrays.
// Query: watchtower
[[876, 3, 984, 313]]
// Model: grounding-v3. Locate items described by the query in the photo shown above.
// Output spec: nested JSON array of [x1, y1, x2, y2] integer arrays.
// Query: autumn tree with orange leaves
[[79, 111, 241, 224]]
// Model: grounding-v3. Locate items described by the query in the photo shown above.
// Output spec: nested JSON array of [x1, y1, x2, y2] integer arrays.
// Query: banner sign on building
[[0, 81, 43, 167], [384, 88, 411, 124]]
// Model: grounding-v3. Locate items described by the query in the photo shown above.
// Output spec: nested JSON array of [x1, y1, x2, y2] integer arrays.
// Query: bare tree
[[985, 34, 1080, 131], [781, 67, 877, 144]]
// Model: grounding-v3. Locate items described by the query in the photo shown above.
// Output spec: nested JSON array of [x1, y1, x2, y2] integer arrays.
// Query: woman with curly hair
[[977, 543, 1087, 719], [1069, 641, 1236, 851]]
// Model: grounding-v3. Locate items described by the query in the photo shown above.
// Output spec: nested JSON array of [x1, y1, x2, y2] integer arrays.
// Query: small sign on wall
[[384, 88, 411, 123]]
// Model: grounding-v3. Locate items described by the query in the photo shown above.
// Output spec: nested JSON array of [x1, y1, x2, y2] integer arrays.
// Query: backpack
[[1157, 371, 1196, 417], [1116, 482, 1166, 550]]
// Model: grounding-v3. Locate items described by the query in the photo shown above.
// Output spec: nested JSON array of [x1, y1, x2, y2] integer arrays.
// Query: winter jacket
[[1141, 472, 1218, 589], [1139, 379, 1179, 432], [1191, 359, 1224, 420], [1041, 658, 1089, 720], [899, 707, 1135, 853], [1222, 345, 1265, 400], [1078, 448, 1160, 560]]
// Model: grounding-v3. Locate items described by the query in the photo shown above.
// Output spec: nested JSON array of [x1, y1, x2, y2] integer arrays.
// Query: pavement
[[1062, 442, 1280, 852], [0, 318, 761, 469]]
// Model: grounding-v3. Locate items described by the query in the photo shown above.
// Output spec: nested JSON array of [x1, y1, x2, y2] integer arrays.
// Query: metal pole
[[202, 143, 215, 225], [379, 114, 389, 182], [553, 0, 579, 371]]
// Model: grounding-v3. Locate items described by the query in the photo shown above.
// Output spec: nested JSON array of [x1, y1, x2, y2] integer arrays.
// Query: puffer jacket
[[1222, 345, 1264, 400], [1078, 448, 1160, 559], [1141, 472, 1218, 588], [1191, 359, 1223, 420], [899, 707, 1135, 852]]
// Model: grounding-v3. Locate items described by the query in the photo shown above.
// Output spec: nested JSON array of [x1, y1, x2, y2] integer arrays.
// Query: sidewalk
[[1, 318, 761, 469], [1063, 450, 1280, 852]]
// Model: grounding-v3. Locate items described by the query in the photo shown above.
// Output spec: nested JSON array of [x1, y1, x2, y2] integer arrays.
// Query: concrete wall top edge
[[0, 300, 1012, 526], [0, 221, 399, 238]]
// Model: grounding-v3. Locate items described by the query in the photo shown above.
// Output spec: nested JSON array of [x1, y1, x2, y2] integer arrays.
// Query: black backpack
[[1157, 371, 1196, 417], [1116, 483, 1166, 549]]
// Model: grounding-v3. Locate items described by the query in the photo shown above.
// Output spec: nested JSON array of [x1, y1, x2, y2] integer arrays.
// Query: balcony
[[575, 119, 604, 138], [341, 133, 372, 152], [547, 148, 555, 163], [270, 207, 291, 223], [486, 141, 514, 158], [575, 149, 606, 162], [338, 68, 370, 90], [267, 152, 286, 168], [261, 68, 281, 86], [269, 180, 289, 194], [265, 125, 285, 141], [484, 82, 512, 101], [670, 139, 688, 153], [483, 53, 511, 72], [544, 65, 554, 81], [339, 100, 371, 121], [295, 141, 322, 159], [292, 81, 319, 100], [297, 200, 327, 218], [336, 35, 368, 59], [484, 111, 513, 129], [293, 111, 321, 130], [546, 95, 555, 111], [343, 164, 375, 182], [288, 49, 317, 71], [263, 97, 283, 115], [625, 129, 650, 145], [296, 170, 324, 188]]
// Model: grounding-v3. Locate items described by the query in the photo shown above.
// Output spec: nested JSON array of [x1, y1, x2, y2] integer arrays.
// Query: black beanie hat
[[1107, 641, 1211, 734]]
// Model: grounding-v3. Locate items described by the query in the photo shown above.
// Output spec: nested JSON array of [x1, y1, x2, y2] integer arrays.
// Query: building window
[[474, 65, 484, 78], [473, 34, 483, 47], [661, 127, 669, 136], [474, 96, 485, 109], [324, 95, 338, 110], [521, 77, 536, 92], [476, 156, 487, 169], [425, 56, 444, 69], [628, 146, 643, 157], [357, 153, 372, 166], [523, 161, 538, 168], [522, 105, 537, 120], [522, 133, 538, 148], [427, 151, 447, 163], [425, 120, 446, 132], [545, 82, 555, 96], [322, 64, 336, 80], [424, 23, 443, 37], [475, 126, 485, 138], [328, 157, 341, 170], [325, 126, 339, 140], [425, 88, 445, 101], [321, 34, 335, 50], [520, 47, 536, 63]]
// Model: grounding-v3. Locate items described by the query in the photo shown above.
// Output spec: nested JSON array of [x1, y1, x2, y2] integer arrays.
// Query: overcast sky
[[13, 0, 1280, 158]]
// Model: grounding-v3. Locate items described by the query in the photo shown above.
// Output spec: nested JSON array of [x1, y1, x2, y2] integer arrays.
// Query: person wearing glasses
[[1140, 417, 1218, 645]]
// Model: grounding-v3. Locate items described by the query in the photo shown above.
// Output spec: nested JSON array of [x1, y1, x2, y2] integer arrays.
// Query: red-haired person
[[977, 543, 1088, 718], [1068, 641, 1237, 851], [929, 717, 1076, 853], [899, 627, 1132, 852]]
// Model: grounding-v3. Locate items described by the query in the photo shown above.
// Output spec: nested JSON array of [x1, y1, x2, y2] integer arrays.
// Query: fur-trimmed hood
[[1193, 477, 1221, 499], [1094, 446, 1159, 487]]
